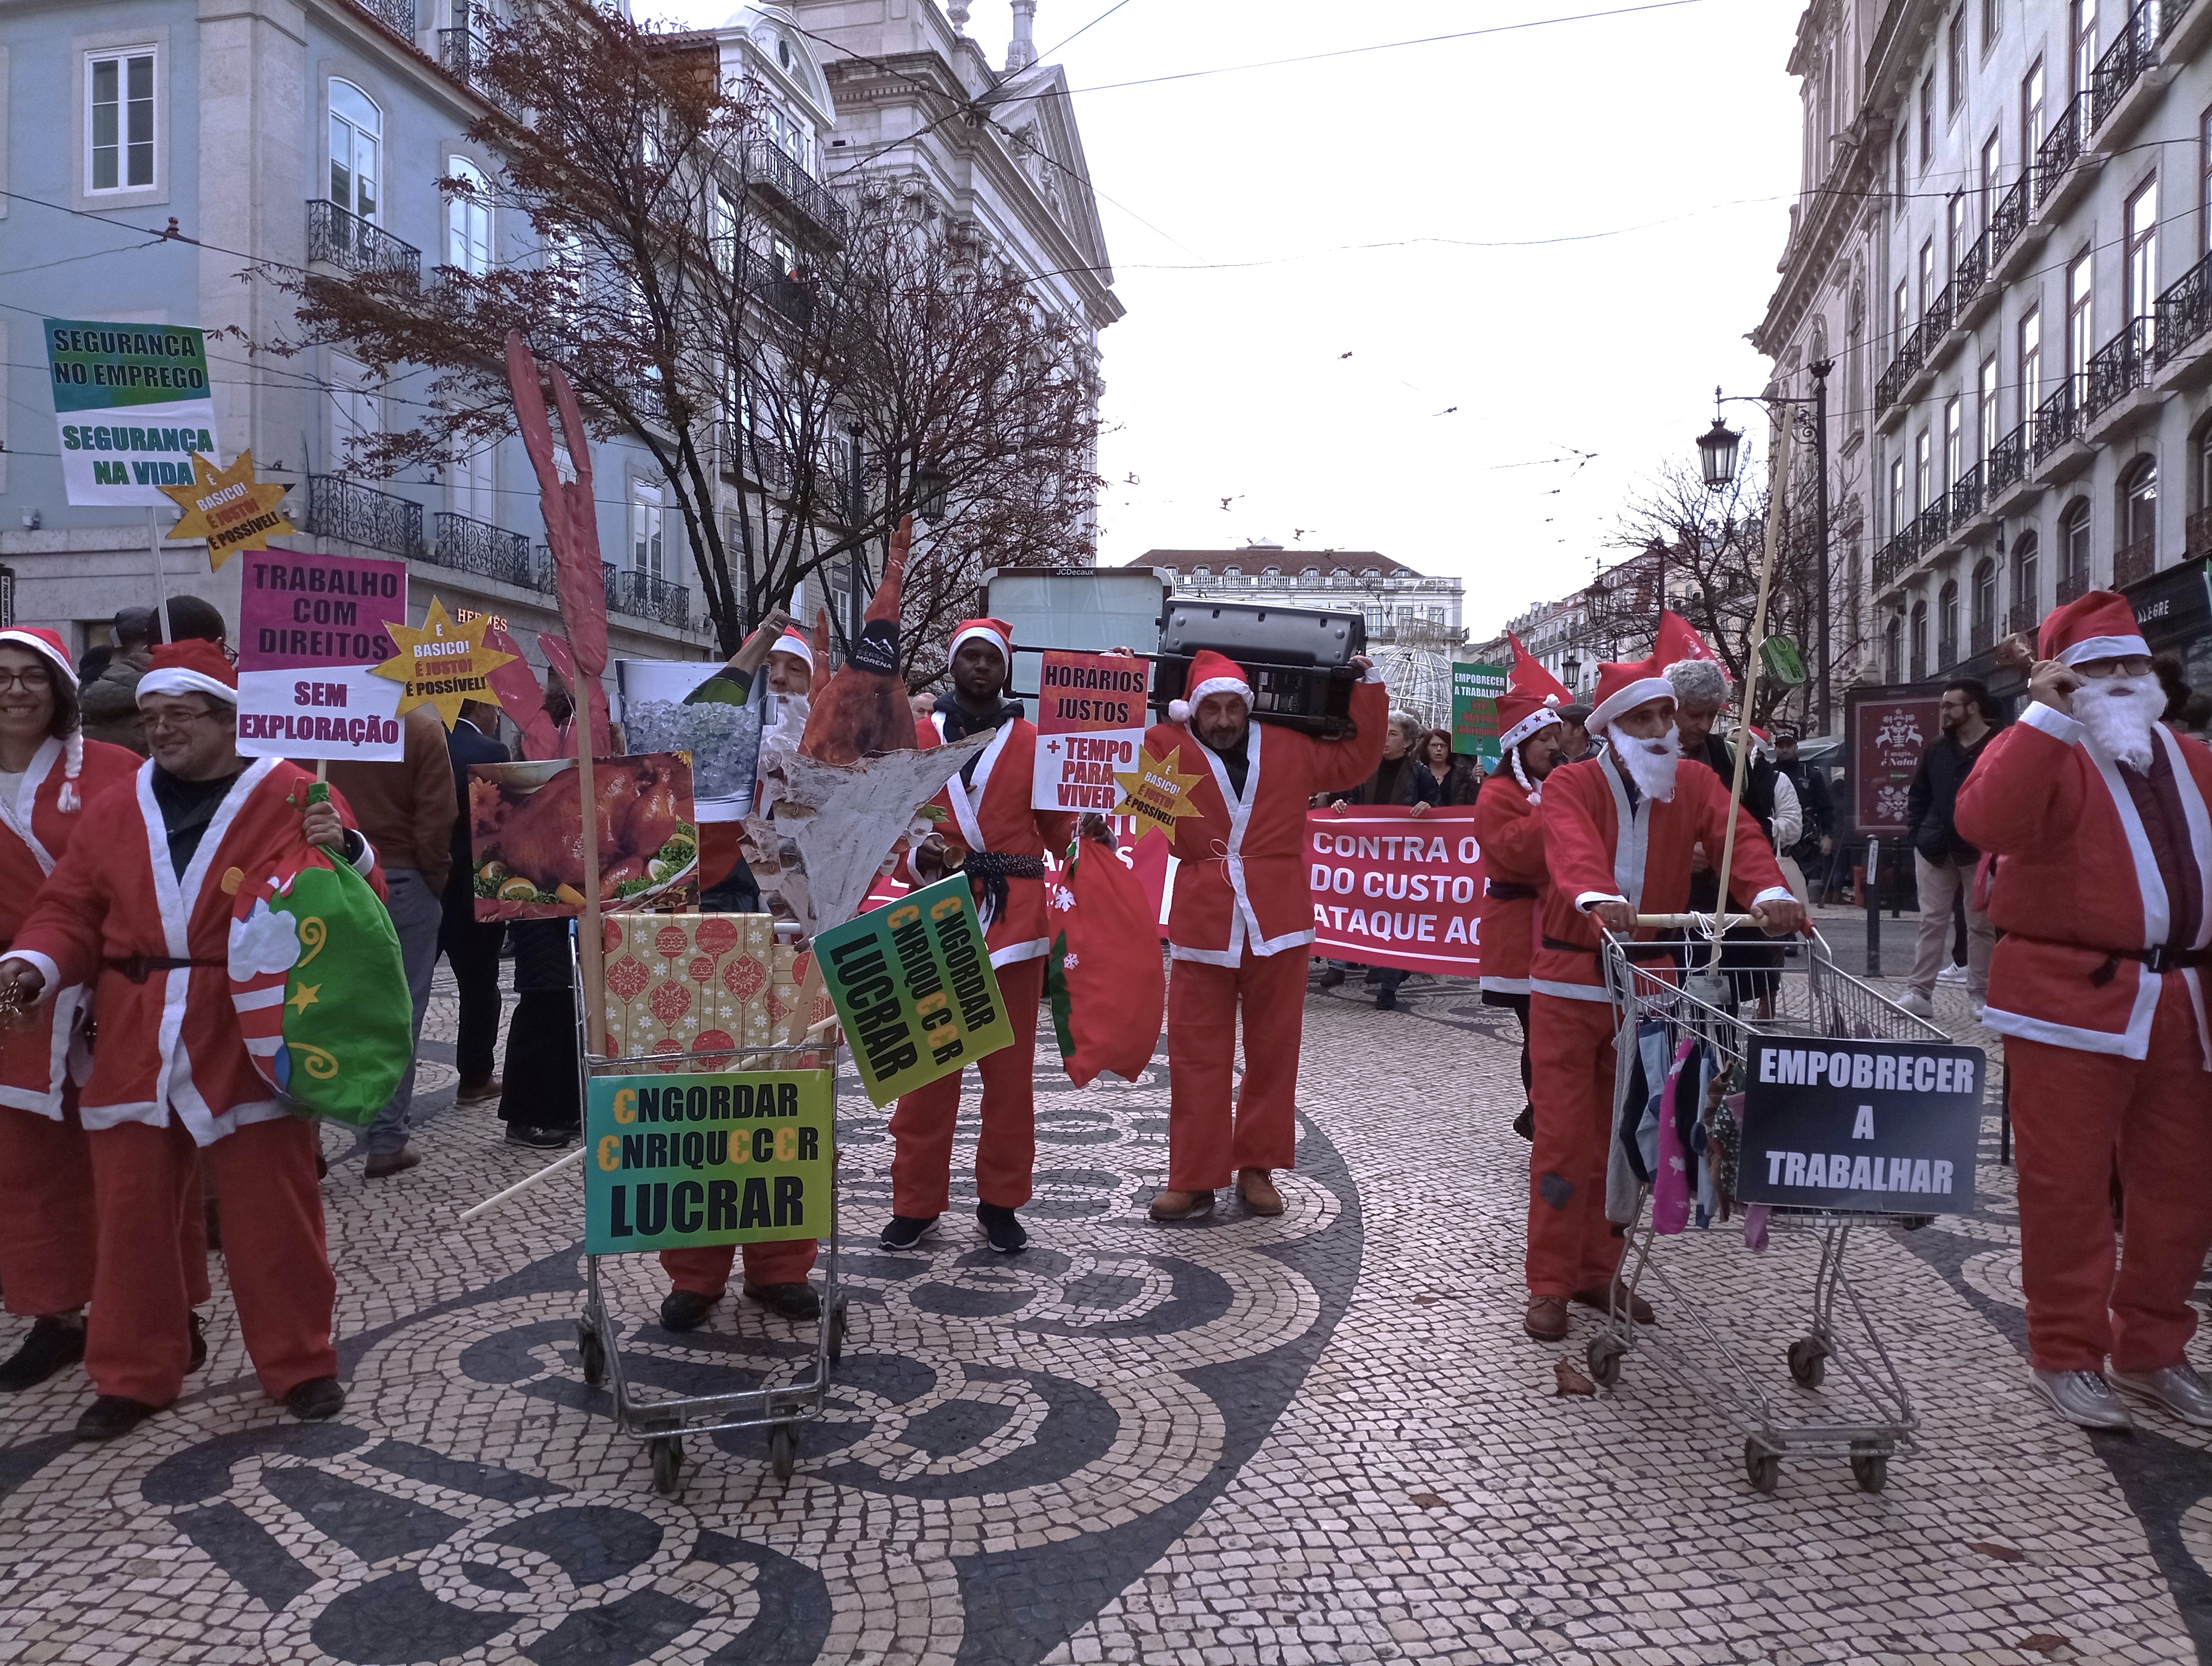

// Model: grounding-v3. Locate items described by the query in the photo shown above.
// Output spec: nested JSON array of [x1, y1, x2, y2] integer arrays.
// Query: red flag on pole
[[1656, 608, 1724, 668]]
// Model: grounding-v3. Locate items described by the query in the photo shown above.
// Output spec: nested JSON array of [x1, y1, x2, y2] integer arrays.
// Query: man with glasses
[[1957, 592, 2212, 1433], [0, 641, 378, 1440]]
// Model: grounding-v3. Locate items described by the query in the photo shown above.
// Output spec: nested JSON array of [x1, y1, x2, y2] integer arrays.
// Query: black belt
[[107, 955, 224, 984], [2088, 944, 2212, 985], [1486, 880, 1538, 901], [954, 850, 1047, 930]]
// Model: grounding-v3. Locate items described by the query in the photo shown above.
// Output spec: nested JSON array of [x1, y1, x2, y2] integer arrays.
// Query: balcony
[[1989, 176, 2031, 272], [348, 0, 416, 38], [2085, 316, 2153, 421], [2091, 3, 2160, 132], [2113, 536, 2156, 588], [1970, 617, 1996, 656], [432, 511, 533, 588], [439, 25, 492, 90], [1874, 331, 1921, 413], [306, 200, 421, 284], [1873, 530, 1917, 593], [1988, 422, 2030, 496], [1954, 232, 1989, 300], [2156, 249, 2212, 372], [1911, 502, 1949, 557], [740, 137, 848, 245], [2189, 505, 2212, 554], [305, 476, 423, 559], [1950, 462, 1985, 525], [2009, 600, 2040, 636], [600, 564, 695, 631], [2030, 381, 2079, 465], [2057, 567, 2089, 605], [2034, 93, 2091, 207]]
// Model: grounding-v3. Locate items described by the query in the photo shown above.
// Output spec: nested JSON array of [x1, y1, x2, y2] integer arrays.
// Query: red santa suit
[[1528, 652, 1790, 1301], [7, 644, 376, 1409], [1156, 650, 1386, 1191], [1954, 591, 2212, 1375], [0, 628, 145, 1327]]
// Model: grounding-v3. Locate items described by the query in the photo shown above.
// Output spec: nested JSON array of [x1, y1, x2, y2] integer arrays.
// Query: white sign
[[44, 319, 220, 507]]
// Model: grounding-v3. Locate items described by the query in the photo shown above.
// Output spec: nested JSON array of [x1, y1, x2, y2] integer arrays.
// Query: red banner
[[1307, 805, 1484, 976]]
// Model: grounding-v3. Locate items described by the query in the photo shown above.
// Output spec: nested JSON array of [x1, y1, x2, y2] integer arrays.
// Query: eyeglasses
[[0, 671, 52, 693], [142, 704, 223, 733], [2076, 655, 2156, 680]]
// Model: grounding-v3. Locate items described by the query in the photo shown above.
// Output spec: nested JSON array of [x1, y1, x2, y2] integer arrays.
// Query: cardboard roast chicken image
[[469, 751, 698, 920]]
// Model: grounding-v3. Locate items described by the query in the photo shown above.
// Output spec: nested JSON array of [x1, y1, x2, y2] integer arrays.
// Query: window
[[2060, 498, 2093, 594], [2020, 306, 2043, 423], [1910, 599, 1930, 681], [1984, 0, 2001, 48], [2120, 454, 2157, 549], [2126, 178, 2158, 336], [1948, 193, 1968, 276], [327, 80, 380, 222], [2071, 1, 2098, 101], [1889, 456, 1907, 535], [1981, 130, 2003, 228], [1895, 127, 1910, 206], [446, 157, 491, 274], [329, 354, 379, 472], [2011, 532, 2040, 623], [1919, 240, 1936, 315], [2067, 251, 2094, 396], [1921, 75, 1935, 166], [1972, 559, 1998, 644], [1979, 355, 2000, 464], [631, 481, 663, 579], [1938, 580, 1961, 667], [544, 227, 583, 325], [1884, 616, 1904, 683], [2202, 107, 2212, 259], [451, 438, 493, 524], [1893, 279, 1911, 344], [1916, 430, 1933, 511], [86, 48, 156, 193], [1949, 12, 1966, 117], [2023, 60, 2047, 162], [1945, 397, 1964, 488]]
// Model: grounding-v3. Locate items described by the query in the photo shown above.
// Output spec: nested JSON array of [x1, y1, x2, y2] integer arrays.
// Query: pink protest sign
[[235, 547, 410, 761]]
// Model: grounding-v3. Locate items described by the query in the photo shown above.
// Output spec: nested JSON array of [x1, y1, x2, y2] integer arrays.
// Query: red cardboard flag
[[801, 514, 919, 765], [506, 331, 609, 678], [1656, 609, 1724, 668]]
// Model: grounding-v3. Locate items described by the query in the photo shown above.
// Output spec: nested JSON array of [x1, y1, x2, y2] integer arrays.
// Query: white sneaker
[[1898, 990, 1935, 1018], [1969, 1001, 1986, 1024], [1938, 963, 1968, 984]]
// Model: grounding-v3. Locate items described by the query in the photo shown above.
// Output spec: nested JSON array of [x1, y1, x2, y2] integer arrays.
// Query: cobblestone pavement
[[2, 930, 2209, 1665]]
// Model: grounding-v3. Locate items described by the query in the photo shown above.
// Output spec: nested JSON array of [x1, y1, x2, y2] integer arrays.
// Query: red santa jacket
[[1473, 765, 1545, 995], [1153, 677, 1387, 965], [10, 757, 378, 1144], [1534, 752, 1793, 1001], [911, 714, 1078, 967], [0, 736, 143, 1117], [1954, 703, 2212, 1062]]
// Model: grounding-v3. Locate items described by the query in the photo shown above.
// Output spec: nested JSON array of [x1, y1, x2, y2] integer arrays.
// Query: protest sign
[[1111, 742, 1206, 832], [1848, 690, 1941, 836], [1451, 662, 1508, 761], [470, 753, 698, 919], [1735, 1037, 1986, 1213], [372, 598, 519, 727], [1033, 649, 1151, 812], [44, 318, 218, 505], [1307, 806, 1485, 975], [235, 549, 409, 762], [157, 450, 294, 567], [583, 1068, 833, 1253], [812, 871, 1013, 1106]]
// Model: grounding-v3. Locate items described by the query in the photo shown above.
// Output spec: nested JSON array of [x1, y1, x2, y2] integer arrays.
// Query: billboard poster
[[1307, 806, 1484, 975], [234, 549, 409, 761], [1849, 689, 1941, 836], [1451, 662, 1508, 760], [1032, 649, 1152, 812], [44, 318, 219, 506]]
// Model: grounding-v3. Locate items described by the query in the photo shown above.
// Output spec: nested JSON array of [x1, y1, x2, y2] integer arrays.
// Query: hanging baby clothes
[[1652, 1036, 1697, 1235]]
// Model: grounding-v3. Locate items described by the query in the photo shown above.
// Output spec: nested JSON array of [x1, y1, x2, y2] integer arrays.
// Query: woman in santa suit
[[0, 627, 156, 1391]]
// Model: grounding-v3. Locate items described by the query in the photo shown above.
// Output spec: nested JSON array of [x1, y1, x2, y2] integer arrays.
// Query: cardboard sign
[[470, 753, 698, 919], [158, 450, 295, 567], [1736, 1037, 1985, 1213], [583, 1069, 833, 1252], [1451, 662, 1508, 761], [812, 871, 1013, 1106], [1850, 691, 1941, 836], [44, 318, 219, 505], [1307, 806, 1484, 975], [1033, 650, 1151, 812], [235, 549, 409, 762], [372, 598, 519, 728], [1111, 742, 1205, 831]]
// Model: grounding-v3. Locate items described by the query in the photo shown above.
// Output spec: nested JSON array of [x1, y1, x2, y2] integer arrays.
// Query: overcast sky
[[663, 0, 1804, 639]]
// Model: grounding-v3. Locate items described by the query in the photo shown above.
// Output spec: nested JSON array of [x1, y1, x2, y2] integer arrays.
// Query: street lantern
[[914, 462, 949, 520], [1697, 414, 1741, 490]]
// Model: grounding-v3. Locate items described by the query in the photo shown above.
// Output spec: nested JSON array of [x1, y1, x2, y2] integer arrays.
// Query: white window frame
[[78, 37, 165, 208], [447, 155, 492, 275], [631, 480, 664, 580]]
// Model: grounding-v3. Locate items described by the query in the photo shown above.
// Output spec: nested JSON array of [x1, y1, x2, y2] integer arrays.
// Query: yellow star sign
[[1113, 743, 1207, 830], [287, 982, 321, 1015], [157, 449, 295, 569], [370, 598, 517, 729]]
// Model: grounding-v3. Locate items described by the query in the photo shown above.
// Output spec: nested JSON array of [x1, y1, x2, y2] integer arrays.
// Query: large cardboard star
[[157, 449, 295, 569], [370, 598, 517, 728], [1114, 743, 1205, 831]]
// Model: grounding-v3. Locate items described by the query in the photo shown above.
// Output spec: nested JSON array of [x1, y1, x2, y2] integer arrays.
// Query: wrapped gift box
[[601, 913, 776, 1066]]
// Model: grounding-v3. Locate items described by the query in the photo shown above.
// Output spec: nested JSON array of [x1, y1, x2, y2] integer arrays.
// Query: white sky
[[659, 0, 1805, 640]]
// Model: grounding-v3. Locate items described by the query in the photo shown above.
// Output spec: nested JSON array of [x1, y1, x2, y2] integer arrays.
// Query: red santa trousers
[[1165, 946, 1309, 1192], [888, 957, 1042, 1218], [0, 1103, 95, 1317], [2007, 976, 2212, 1374], [660, 1238, 818, 1297], [88, 1114, 332, 1405], [1525, 994, 1625, 1298]]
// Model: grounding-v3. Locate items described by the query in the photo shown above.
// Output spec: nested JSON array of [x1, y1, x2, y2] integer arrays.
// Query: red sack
[[1045, 837, 1166, 1087]]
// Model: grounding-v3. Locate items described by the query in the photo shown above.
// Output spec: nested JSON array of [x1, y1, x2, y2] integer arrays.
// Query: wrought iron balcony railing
[[1990, 177, 2029, 266], [439, 27, 492, 88], [1954, 231, 1989, 299], [740, 136, 848, 243], [2009, 600, 2041, 636], [1911, 502, 1949, 556], [432, 511, 533, 587], [2113, 535, 2156, 588], [2091, 2, 2160, 132], [2031, 381, 2080, 464], [1938, 628, 1960, 670], [349, 0, 416, 37], [1989, 421, 2030, 494], [1875, 328, 1924, 412], [1970, 617, 1996, 656], [2086, 315, 2155, 418], [1930, 280, 1958, 341], [306, 200, 421, 284], [2190, 505, 2212, 554], [1873, 531, 1917, 592], [2156, 248, 2212, 366], [605, 565, 694, 630], [306, 476, 423, 559], [1950, 462, 1985, 523], [2057, 567, 2089, 605], [2163, 0, 2203, 39], [2035, 93, 2091, 205]]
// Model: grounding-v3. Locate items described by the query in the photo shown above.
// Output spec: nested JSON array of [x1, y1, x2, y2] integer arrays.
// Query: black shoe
[[1317, 966, 1346, 989], [0, 1316, 86, 1391], [74, 1394, 164, 1440], [285, 1376, 346, 1422], [505, 1125, 575, 1149], [1513, 1104, 1535, 1142], [1375, 986, 1397, 1010], [188, 1312, 207, 1374], [879, 1214, 940, 1251], [976, 1203, 1028, 1254], [744, 1281, 821, 1320], [659, 1289, 718, 1332]]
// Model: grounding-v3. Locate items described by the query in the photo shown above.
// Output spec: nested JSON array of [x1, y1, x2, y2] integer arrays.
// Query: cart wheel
[[1850, 1447, 1889, 1494], [769, 1422, 798, 1483], [1744, 1439, 1780, 1494], [828, 1297, 849, 1366], [1786, 1336, 1828, 1389], [1585, 1333, 1626, 1389], [650, 1436, 684, 1496]]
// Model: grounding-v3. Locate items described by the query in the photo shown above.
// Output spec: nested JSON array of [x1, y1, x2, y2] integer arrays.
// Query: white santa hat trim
[[2058, 632, 2151, 667], [1168, 674, 1252, 725], [768, 631, 814, 669], [949, 623, 1011, 662], [137, 668, 240, 706], [1586, 676, 1675, 735], [1498, 698, 1564, 755], [0, 629, 85, 811]]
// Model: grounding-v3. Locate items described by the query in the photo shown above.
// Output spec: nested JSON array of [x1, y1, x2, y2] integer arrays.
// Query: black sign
[[1737, 1039, 1986, 1214]]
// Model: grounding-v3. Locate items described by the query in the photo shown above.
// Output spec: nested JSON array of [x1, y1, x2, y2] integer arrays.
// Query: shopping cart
[[1587, 918, 1959, 1495]]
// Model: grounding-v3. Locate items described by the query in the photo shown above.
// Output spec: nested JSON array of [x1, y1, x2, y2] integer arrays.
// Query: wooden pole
[[570, 693, 608, 1058], [456, 1144, 584, 1223]]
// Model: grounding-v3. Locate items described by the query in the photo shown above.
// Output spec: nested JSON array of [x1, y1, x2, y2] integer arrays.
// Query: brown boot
[[1523, 1295, 1570, 1342], [1148, 1188, 1215, 1222], [1237, 1168, 1284, 1216], [1572, 1284, 1656, 1325]]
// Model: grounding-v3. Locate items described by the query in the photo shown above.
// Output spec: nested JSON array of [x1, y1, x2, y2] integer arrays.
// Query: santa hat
[[949, 617, 1013, 664], [1585, 650, 1677, 735], [1746, 725, 1776, 760], [1498, 633, 1572, 752], [2037, 589, 2150, 668], [137, 639, 239, 707], [0, 628, 85, 811], [1168, 649, 1252, 725], [767, 629, 813, 670]]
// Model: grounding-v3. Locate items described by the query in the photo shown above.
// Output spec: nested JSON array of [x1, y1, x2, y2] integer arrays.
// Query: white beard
[[1611, 724, 1682, 802], [2074, 677, 2165, 772]]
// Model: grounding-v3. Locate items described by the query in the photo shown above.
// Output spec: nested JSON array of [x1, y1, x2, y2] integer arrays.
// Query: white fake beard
[[1612, 724, 1682, 802], [2073, 677, 2165, 772]]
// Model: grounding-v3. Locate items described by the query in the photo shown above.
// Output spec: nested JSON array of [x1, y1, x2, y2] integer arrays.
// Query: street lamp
[[914, 462, 949, 520], [1697, 410, 1742, 490]]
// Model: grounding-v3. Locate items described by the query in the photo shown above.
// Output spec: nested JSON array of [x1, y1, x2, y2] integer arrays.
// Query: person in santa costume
[[1523, 649, 1803, 1342], [0, 629, 148, 1392], [1144, 648, 1387, 1221], [877, 618, 1076, 1254], [1954, 591, 2212, 1431], [1472, 643, 1572, 1145], [0, 641, 377, 1439]]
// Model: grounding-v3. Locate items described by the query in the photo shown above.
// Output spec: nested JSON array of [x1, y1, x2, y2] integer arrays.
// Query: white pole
[[146, 509, 171, 620], [456, 1144, 585, 1223]]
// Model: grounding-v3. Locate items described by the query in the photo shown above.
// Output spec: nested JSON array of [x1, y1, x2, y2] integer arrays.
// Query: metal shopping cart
[[1586, 917, 1969, 1495]]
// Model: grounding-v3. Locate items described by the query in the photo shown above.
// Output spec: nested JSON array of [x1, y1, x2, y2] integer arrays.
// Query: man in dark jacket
[[1773, 730, 1835, 896], [1902, 678, 1998, 1019], [440, 701, 509, 1111]]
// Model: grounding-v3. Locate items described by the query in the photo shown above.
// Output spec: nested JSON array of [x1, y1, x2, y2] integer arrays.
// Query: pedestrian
[[1954, 592, 2212, 1432], [879, 619, 1075, 1255], [1667, 661, 1788, 1007], [1901, 678, 1999, 1021], [910, 690, 936, 725], [1418, 728, 1480, 805], [693, 608, 800, 913], [0, 640, 369, 1438], [1522, 648, 1801, 1343], [323, 703, 458, 1178], [1321, 708, 1433, 1008], [1557, 703, 1595, 761], [79, 605, 161, 753], [1772, 729, 1835, 899], [0, 629, 145, 1392], [441, 700, 508, 1110], [1143, 649, 1386, 1221]]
